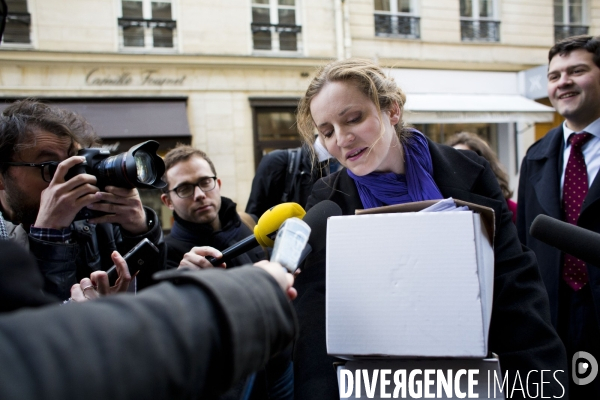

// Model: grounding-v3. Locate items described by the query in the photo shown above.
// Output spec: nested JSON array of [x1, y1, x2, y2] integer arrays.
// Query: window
[[251, 0, 302, 52], [2, 0, 31, 44], [118, 0, 176, 49], [554, 0, 588, 42], [374, 0, 420, 39], [459, 0, 500, 42], [413, 123, 498, 154], [250, 98, 302, 168]]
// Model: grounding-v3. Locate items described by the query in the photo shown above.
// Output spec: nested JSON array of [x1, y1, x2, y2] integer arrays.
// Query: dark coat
[[0, 241, 59, 312], [165, 197, 267, 269], [293, 139, 567, 400], [517, 125, 600, 329], [0, 240, 297, 400], [27, 207, 165, 301], [245, 145, 335, 218]]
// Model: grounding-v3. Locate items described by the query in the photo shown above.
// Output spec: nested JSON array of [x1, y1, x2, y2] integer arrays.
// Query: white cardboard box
[[326, 200, 495, 358]]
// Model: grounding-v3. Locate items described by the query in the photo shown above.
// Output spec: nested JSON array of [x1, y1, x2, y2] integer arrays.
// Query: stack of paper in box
[[326, 198, 504, 399]]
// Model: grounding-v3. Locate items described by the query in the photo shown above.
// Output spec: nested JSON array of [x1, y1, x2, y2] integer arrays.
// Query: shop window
[[118, 0, 176, 49], [251, 0, 302, 52], [554, 0, 588, 42], [2, 0, 31, 44], [250, 98, 302, 169], [374, 0, 420, 39], [460, 0, 500, 42], [412, 123, 498, 154]]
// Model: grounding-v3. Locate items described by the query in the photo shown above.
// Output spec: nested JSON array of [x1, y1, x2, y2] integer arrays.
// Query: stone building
[[0, 0, 596, 226]]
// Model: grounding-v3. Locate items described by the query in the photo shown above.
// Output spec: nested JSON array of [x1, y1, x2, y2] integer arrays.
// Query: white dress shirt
[[560, 118, 600, 199]]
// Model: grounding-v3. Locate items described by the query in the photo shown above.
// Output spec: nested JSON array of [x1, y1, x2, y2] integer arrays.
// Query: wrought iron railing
[[118, 18, 176, 48], [460, 19, 500, 42], [554, 24, 589, 42], [3, 12, 31, 43], [374, 14, 420, 39], [118, 18, 177, 29], [251, 23, 302, 33], [251, 23, 302, 51]]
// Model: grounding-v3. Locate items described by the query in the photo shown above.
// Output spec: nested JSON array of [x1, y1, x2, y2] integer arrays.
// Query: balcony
[[554, 24, 589, 42], [251, 23, 302, 51], [3, 12, 31, 43], [118, 18, 176, 48], [460, 19, 500, 42], [374, 14, 420, 39]]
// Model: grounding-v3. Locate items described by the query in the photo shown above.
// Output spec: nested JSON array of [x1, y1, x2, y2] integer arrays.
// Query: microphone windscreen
[[255, 202, 306, 247], [530, 214, 600, 266], [303, 200, 342, 253]]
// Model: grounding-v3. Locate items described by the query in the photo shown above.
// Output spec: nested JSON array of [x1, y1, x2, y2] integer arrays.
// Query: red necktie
[[562, 132, 593, 290]]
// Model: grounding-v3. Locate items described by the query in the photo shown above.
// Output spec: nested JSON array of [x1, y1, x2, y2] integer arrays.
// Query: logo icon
[[572, 351, 598, 386]]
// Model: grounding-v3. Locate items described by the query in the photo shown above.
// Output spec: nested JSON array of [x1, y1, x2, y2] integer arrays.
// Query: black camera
[[66, 140, 166, 221]]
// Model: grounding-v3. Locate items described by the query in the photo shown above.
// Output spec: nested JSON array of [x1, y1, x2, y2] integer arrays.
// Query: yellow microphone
[[255, 202, 306, 247], [205, 202, 305, 266]]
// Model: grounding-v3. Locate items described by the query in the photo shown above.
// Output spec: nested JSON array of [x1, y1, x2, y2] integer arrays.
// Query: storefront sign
[[85, 69, 186, 86]]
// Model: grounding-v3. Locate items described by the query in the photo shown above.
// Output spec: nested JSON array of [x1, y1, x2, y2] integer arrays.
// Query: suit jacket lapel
[[528, 127, 564, 219], [582, 162, 600, 219]]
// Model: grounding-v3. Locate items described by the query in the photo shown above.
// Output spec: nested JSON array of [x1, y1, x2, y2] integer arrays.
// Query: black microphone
[[205, 202, 306, 266], [530, 214, 600, 266], [302, 199, 343, 254], [272, 200, 342, 272]]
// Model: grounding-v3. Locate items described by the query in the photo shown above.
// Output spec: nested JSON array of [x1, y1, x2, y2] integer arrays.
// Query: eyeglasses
[[168, 176, 217, 198], [0, 161, 59, 183]]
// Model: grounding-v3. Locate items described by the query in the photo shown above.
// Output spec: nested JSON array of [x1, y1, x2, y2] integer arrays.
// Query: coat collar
[[326, 140, 490, 213], [525, 127, 564, 219]]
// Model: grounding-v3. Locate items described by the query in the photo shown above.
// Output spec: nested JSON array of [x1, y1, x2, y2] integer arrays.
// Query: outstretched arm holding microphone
[[0, 240, 297, 400]]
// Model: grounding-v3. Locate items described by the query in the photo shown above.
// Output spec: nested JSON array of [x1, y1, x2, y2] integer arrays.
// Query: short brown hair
[[0, 99, 99, 174], [161, 144, 217, 191], [549, 35, 600, 68], [446, 132, 513, 200]]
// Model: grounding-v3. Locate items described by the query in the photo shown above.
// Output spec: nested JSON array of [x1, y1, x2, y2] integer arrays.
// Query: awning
[[404, 94, 555, 124], [0, 100, 191, 139]]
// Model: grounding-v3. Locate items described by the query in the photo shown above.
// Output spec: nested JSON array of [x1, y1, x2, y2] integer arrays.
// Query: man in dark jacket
[[0, 100, 164, 301], [517, 35, 600, 398], [0, 240, 297, 400], [246, 140, 338, 218], [161, 145, 267, 269]]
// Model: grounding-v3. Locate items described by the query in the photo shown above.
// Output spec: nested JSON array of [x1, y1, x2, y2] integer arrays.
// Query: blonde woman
[[292, 59, 566, 399]]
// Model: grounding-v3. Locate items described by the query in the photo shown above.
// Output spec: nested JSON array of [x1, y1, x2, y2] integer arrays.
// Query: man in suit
[[517, 35, 600, 397]]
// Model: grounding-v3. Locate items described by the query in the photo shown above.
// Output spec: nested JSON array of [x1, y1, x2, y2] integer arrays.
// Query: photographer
[[0, 99, 165, 300]]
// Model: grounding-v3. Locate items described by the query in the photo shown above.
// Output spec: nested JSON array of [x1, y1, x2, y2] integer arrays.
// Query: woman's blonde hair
[[297, 58, 410, 155], [446, 132, 514, 199]]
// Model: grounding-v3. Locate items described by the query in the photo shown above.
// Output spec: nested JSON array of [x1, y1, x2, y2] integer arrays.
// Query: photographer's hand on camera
[[34, 156, 101, 230], [86, 186, 148, 235]]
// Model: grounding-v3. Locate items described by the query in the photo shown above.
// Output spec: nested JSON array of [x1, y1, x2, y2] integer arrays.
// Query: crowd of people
[[1, 34, 599, 399]]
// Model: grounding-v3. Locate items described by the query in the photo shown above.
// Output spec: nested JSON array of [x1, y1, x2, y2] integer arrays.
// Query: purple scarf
[[348, 130, 443, 209]]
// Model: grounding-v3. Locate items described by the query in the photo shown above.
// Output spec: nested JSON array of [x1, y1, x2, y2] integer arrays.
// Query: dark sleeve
[[0, 266, 296, 400], [0, 241, 59, 312], [294, 177, 343, 400], [246, 151, 288, 217], [28, 235, 80, 301], [516, 157, 529, 244], [472, 159, 568, 398]]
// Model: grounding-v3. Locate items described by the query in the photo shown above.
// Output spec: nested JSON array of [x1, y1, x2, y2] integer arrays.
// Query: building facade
[[0, 0, 597, 226]]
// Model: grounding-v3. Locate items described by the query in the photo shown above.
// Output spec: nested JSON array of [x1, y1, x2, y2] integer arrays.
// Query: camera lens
[[134, 151, 156, 184]]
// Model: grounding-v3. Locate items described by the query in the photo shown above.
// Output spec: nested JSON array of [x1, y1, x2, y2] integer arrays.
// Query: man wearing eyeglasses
[[161, 145, 267, 270], [0, 100, 164, 301], [160, 147, 292, 400]]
